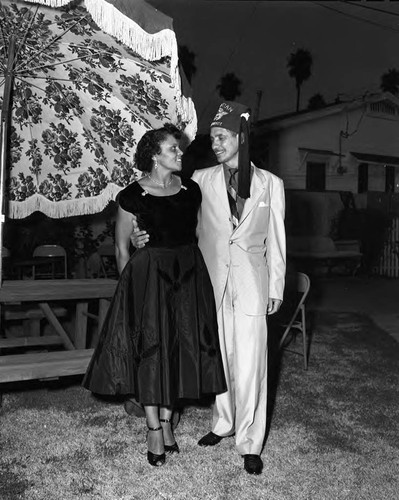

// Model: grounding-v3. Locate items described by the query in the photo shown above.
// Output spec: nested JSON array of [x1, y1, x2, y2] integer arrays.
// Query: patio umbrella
[[0, 0, 197, 276]]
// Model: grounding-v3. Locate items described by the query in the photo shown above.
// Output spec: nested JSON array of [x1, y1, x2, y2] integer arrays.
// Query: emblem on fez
[[213, 103, 233, 122]]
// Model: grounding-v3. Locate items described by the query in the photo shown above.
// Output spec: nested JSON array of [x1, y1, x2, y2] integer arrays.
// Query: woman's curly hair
[[134, 123, 182, 173]]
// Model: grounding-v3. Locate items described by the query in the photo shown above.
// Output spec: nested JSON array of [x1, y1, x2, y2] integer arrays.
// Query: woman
[[83, 124, 226, 467]]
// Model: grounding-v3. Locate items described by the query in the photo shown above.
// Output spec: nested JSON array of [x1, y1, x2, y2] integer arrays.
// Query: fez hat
[[210, 101, 251, 199]]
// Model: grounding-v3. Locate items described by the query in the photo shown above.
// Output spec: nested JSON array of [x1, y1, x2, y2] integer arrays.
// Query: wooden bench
[[0, 279, 116, 407], [0, 349, 93, 383], [0, 349, 93, 405], [287, 236, 362, 275], [0, 336, 64, 350], [3, 305, 68, 337]]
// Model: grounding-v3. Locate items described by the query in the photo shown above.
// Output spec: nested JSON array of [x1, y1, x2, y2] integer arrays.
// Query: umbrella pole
[[0, 35, 16, 287]]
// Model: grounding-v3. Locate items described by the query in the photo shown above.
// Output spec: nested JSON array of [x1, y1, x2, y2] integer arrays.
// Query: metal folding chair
[[32, 245, 67, 279], [279, 272, 311, 370]]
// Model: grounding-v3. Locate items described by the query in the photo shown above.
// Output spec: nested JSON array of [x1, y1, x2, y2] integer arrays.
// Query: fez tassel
[[237, 116, 251, 200]]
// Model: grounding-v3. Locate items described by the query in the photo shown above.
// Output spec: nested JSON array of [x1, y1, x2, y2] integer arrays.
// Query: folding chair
[[279, 272, 310, 370], [32, 245, 67, 279]]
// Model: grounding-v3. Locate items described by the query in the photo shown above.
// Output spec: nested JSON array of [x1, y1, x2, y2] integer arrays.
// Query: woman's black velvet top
[[117, 178, 201, 248]]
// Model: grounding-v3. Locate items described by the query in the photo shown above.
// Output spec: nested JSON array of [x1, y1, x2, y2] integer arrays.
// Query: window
[[306, 162, 326, 191], [358, 163, 368, 193], [385, 165, 395, 193]]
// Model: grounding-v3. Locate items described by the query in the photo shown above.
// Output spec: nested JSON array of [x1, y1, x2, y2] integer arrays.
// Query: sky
[[147, 0, 399, 132]]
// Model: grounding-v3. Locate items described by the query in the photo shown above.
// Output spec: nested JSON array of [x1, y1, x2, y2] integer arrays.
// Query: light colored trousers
[[212, 271, 268, 455]]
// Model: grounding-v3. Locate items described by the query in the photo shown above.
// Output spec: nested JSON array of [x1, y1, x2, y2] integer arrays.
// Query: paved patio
[[308, 275, 399, 343]]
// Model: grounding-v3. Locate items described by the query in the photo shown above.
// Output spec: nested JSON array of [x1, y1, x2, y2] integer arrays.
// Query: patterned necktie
[[227, 168, 239, 228]]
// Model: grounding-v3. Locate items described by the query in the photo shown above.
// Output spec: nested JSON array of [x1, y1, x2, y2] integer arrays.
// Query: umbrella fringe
[[180, 95, 198, 141], [85, 0, 179, 86], [8, 184, 123, 219], [6, 0, 198, 219], [24, 0, 179, 85], [23, 0, 196, 138], [25, 0, 72, 6]]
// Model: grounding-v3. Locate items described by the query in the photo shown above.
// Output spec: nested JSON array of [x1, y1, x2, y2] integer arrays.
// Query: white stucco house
[[253, 92, 399, 195]]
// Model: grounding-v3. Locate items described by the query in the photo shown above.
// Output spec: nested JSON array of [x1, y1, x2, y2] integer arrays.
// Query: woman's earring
[[154, 158, 158, 170]]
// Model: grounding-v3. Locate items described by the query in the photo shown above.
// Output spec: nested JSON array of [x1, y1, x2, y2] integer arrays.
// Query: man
[[132, 102, 286, 475]]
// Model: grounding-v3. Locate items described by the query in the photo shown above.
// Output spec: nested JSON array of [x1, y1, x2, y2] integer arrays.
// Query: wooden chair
[[32, 245, 67, 279], [278, 272, 311, 370]]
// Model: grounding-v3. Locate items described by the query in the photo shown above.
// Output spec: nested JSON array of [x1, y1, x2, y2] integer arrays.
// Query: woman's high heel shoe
[[147, 426, 165, 466], [160, 418, 180, 454]]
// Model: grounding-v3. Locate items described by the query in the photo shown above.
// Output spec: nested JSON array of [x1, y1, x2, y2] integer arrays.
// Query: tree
[[380, 68, 399, 95], [178, 45, 197, 84], [287, 48, 313, 112], [216, 72, 242, 101], [307, 93, 327, 110]]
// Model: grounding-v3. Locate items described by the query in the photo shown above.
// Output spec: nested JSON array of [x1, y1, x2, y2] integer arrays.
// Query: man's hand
[[267, 298, 282, 315], [130, 217, 149, 249]]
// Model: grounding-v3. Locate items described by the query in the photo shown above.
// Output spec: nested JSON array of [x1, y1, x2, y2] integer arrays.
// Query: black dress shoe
[[160, 418, 180, 454], [243, 454, 263, 475], [198, 431, 223, 447], [147, 450, 165, 467], [147, 426, 165, 467], [164, 442, 180, 454]]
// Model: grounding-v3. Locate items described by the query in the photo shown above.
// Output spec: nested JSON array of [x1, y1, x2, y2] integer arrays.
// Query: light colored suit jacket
[[192, 164, 286, 316]]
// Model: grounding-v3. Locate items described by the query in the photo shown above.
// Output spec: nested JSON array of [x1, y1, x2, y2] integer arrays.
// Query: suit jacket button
[[229, 240, 233, 245]]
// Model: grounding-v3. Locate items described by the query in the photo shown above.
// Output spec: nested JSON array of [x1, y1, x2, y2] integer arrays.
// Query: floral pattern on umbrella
[[0, 0, 194, 218]]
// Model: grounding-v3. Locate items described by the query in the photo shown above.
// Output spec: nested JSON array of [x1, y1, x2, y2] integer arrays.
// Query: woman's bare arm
[[115, 206, 136, 274]]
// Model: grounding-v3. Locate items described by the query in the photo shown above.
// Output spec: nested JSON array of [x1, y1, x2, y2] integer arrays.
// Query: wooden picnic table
[[0, 279, 118, 390], [0, 279, 118, 349]]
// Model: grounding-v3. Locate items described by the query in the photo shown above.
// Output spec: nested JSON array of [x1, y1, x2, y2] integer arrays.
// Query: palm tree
[[287, 48, 313, 112], [216, 72, 242, 101], [380, 68, 399, 95], [307, 93, 326, 110], [178, 45, 197, 84]]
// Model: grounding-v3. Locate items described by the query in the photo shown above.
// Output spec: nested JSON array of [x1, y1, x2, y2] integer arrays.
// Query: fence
[[378, 217, 399, 278]]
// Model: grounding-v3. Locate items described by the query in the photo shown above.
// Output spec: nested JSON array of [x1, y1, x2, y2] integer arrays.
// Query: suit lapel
[[209, 165, 231, 217]]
